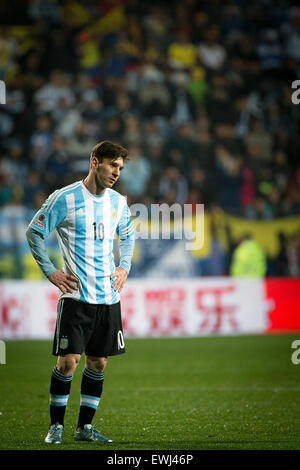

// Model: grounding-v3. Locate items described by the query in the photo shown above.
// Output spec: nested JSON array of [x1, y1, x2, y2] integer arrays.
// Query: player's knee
[[86, 356, 107, 373], [57, 354, 80, 374]]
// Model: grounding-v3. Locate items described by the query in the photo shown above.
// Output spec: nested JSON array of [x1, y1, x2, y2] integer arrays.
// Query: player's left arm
[[111, 203, 135, 293]]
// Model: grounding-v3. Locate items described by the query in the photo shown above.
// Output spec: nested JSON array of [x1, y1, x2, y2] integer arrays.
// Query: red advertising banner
[[0, 278, 299, 339], [265, 278, 300, 332]]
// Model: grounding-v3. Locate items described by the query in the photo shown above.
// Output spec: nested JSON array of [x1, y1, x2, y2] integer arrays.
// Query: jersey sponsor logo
[[32, 218, 45, 229]]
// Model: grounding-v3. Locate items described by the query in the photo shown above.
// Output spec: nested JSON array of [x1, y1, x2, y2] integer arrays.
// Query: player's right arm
[[26, 190, 78, 294]]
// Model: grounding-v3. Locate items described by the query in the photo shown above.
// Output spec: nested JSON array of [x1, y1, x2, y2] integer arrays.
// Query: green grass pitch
[[0, 334, 300, 450]]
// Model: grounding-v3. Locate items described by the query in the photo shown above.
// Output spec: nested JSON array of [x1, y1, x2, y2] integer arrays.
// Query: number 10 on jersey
[[93, 222, 104, 240]]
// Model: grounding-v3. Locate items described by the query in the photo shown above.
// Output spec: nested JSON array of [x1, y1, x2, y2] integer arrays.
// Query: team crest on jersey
[[59, 336, 68, 350], [112, 208, 117, 220]]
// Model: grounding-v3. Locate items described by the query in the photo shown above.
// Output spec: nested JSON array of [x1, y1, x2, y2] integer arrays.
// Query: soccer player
[[26, 140, 135, 444]]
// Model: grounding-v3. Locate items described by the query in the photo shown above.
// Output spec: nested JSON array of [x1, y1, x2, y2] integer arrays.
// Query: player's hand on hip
[[48, 270, 79, 294], [110, 267, 128, 293]]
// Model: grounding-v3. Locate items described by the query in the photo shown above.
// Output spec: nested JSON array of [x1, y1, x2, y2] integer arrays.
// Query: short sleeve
[[28, 190, 67, 238]]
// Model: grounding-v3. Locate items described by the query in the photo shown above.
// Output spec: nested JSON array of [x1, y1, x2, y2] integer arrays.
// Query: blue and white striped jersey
[[28, 181, 135, 305]]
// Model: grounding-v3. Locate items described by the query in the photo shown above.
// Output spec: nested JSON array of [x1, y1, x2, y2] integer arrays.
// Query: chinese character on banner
[[195, 286, 238, 333], [120, 288, 137, 336], [144, 288, 186, 335], [0, 288, 30, 338]]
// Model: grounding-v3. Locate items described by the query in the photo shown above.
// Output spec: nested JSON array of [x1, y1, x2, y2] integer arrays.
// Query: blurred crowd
[[0, 0, 299, 278], [0, 0, 299, 216]]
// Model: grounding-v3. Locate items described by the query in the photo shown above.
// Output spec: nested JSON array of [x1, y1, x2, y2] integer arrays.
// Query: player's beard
[[95, 172, 114, 190]]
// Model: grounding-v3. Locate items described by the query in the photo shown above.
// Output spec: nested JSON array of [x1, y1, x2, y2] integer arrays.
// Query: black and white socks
[[77, 368, 104, 429], [50, 367, 73, 426], [49, 366, 104, 429]]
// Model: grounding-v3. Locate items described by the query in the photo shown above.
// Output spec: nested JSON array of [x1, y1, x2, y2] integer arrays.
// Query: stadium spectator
[[169, 72, 197, 125], [157, 166, 188, 206], [119, 144, 151, 199], [44, 134, 70, 192], [164, 122, 198, 176], [143, 119, 165, 149], [137, 68, 171, 119], [215, 145, 243, 212], [256, 29, 283, 79], [52, 96, 82, 139], [197, 27, 227, 71], [0, 26, 19, 80], [167, 30, 198, 70], [143, 5, 170, 52], [33, 69, 75, 113], [66, 120, 95, 173], [187, 66, 209, 110], [244, 117, 273, 163], [0, 140, 27, 187], [122, 114, 142, 148], [287, 233, 300, 276], [29, 115, 53, 170], [206, 74, 236, 124], [230, 234, 267, 278], [22, 169, 45, 209], [282, 7, 300, 62]]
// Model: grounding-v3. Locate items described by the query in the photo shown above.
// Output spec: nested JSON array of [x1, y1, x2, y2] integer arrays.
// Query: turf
[[0, 335, 300, 450]]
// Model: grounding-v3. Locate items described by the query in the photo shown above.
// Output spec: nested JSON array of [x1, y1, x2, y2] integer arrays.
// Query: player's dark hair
[[91, 140, 129, 162]]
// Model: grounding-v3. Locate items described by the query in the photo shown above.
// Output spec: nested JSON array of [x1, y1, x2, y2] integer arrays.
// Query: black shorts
[[52, 298, 125, 357]]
